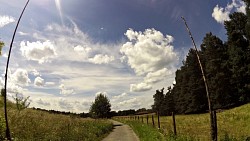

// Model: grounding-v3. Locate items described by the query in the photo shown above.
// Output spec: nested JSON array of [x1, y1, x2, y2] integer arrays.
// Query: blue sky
[[0, 0, 246, 113]]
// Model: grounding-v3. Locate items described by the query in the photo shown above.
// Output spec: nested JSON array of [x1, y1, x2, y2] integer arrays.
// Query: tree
[[225, 12, 250, 104], [201, 33, 233, 109], [89, 93, 111, 118], [152, 88, 165, 115]]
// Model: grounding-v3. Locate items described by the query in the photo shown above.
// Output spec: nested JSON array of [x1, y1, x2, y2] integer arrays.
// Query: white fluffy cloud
[[59, 84, 74, 95], [74, 45, 92, 58], [34, 77, 44, 87], [32, 69, 40, 76], [130, 82, 152, 92], [121, 28, 177, 76], [0, 15, 15, 28], [89, 54, 115, 64], [12, 68, 31, 86], [212, 0, 246, 24], [20, 40, 57, 64], [144, 68, 171, 84]]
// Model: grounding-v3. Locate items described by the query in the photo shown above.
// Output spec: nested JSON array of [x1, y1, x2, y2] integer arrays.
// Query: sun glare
[[55, 0, 64, 25]]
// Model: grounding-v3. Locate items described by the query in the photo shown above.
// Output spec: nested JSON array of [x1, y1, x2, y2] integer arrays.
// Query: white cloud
[[130, 82, 152, 92], [12, 68, 31, 86], [36, 98, 51, 106], [95, 91, 109, 97], [117, 98, 141, 109], [45, 82, 56, 86], [212, 0, 246, 24], [112, 93, 127, 100], [20, 40, 57, 64], [89, 54, 115, 64], [18, 31, 28, 36], [144, 68, 171, 84], [34, 77, 44, 87], [120, 28, 177, 76], [74, 45, 92, 58], [31, 69, 40, 76], [59, 84, 74, 95], [0, 15, 15, 28], [212, 5, 231, 24]]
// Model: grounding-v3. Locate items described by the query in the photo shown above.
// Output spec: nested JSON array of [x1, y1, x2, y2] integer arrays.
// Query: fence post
[[147, 115, 149, 125], [212, 111, 218, 141], [138, 116, 139, 121], [152, 115, 155, 127], [142, 116, 143, 123], [172, 112, 177, 136], [157, 112, 160, 129]]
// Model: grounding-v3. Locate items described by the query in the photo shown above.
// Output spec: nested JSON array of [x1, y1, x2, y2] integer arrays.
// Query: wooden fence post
[[172, 112, 177, 136], [157, 112, 160, 129], [152, 115, 155, 127], [147, 115, 149, 125], [212, 111, 218, 141]]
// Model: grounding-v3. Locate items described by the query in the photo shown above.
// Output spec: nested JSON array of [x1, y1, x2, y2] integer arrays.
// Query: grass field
[[0, 98, 113, 140], [116, 103, 250, 141]]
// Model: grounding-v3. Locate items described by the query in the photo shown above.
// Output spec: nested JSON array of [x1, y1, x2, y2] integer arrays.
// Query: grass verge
[[0, 98, 113, 140]]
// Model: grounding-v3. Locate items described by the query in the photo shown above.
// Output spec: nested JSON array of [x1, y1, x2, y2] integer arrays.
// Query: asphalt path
[[102, 120, 140, 141]]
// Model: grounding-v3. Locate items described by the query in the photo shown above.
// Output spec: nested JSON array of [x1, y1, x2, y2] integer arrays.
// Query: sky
[[0, 0, 247, 113]]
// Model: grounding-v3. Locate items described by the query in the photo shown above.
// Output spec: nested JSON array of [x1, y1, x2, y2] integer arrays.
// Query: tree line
[[153, 0, 250, 115]]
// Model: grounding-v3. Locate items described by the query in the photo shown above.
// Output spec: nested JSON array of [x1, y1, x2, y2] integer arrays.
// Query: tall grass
[[117, 103, 250, 141], [0, 98, 113, 140]]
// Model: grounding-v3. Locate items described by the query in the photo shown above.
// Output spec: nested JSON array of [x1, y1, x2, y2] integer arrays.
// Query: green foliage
[[152, 88, 165, 115], [152, 87, 175, 116], [12, 93, 30, 112], [118, 120, 164, 141], [162, 5, 250, 114], [89, 93, 111, 118], [1, 89, 5, 97]]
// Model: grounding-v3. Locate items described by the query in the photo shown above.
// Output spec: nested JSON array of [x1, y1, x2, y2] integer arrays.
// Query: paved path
[[102, 120, 140, 141]]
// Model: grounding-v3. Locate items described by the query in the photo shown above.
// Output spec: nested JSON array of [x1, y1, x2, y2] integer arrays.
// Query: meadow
[[0, 98, 113, 141], [116, 103, 250, 141]]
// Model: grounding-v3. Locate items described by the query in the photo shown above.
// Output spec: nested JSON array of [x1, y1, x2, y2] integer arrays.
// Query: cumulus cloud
[[0, 15, 15, 28], [34, 77, 44, 87], [89, 54, 115, 64], [212, 0, 246, 24], [74, 45, 92, 58], [144, 68, 171, 84], [130, 82, 152, 92], [120, 28, 177, 76], [59, 84, 74, 95], [0, 69, 30, 95], [20, 40, 57, 64], [31, 69, 40, 76], [12, 68, 31, 86]]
